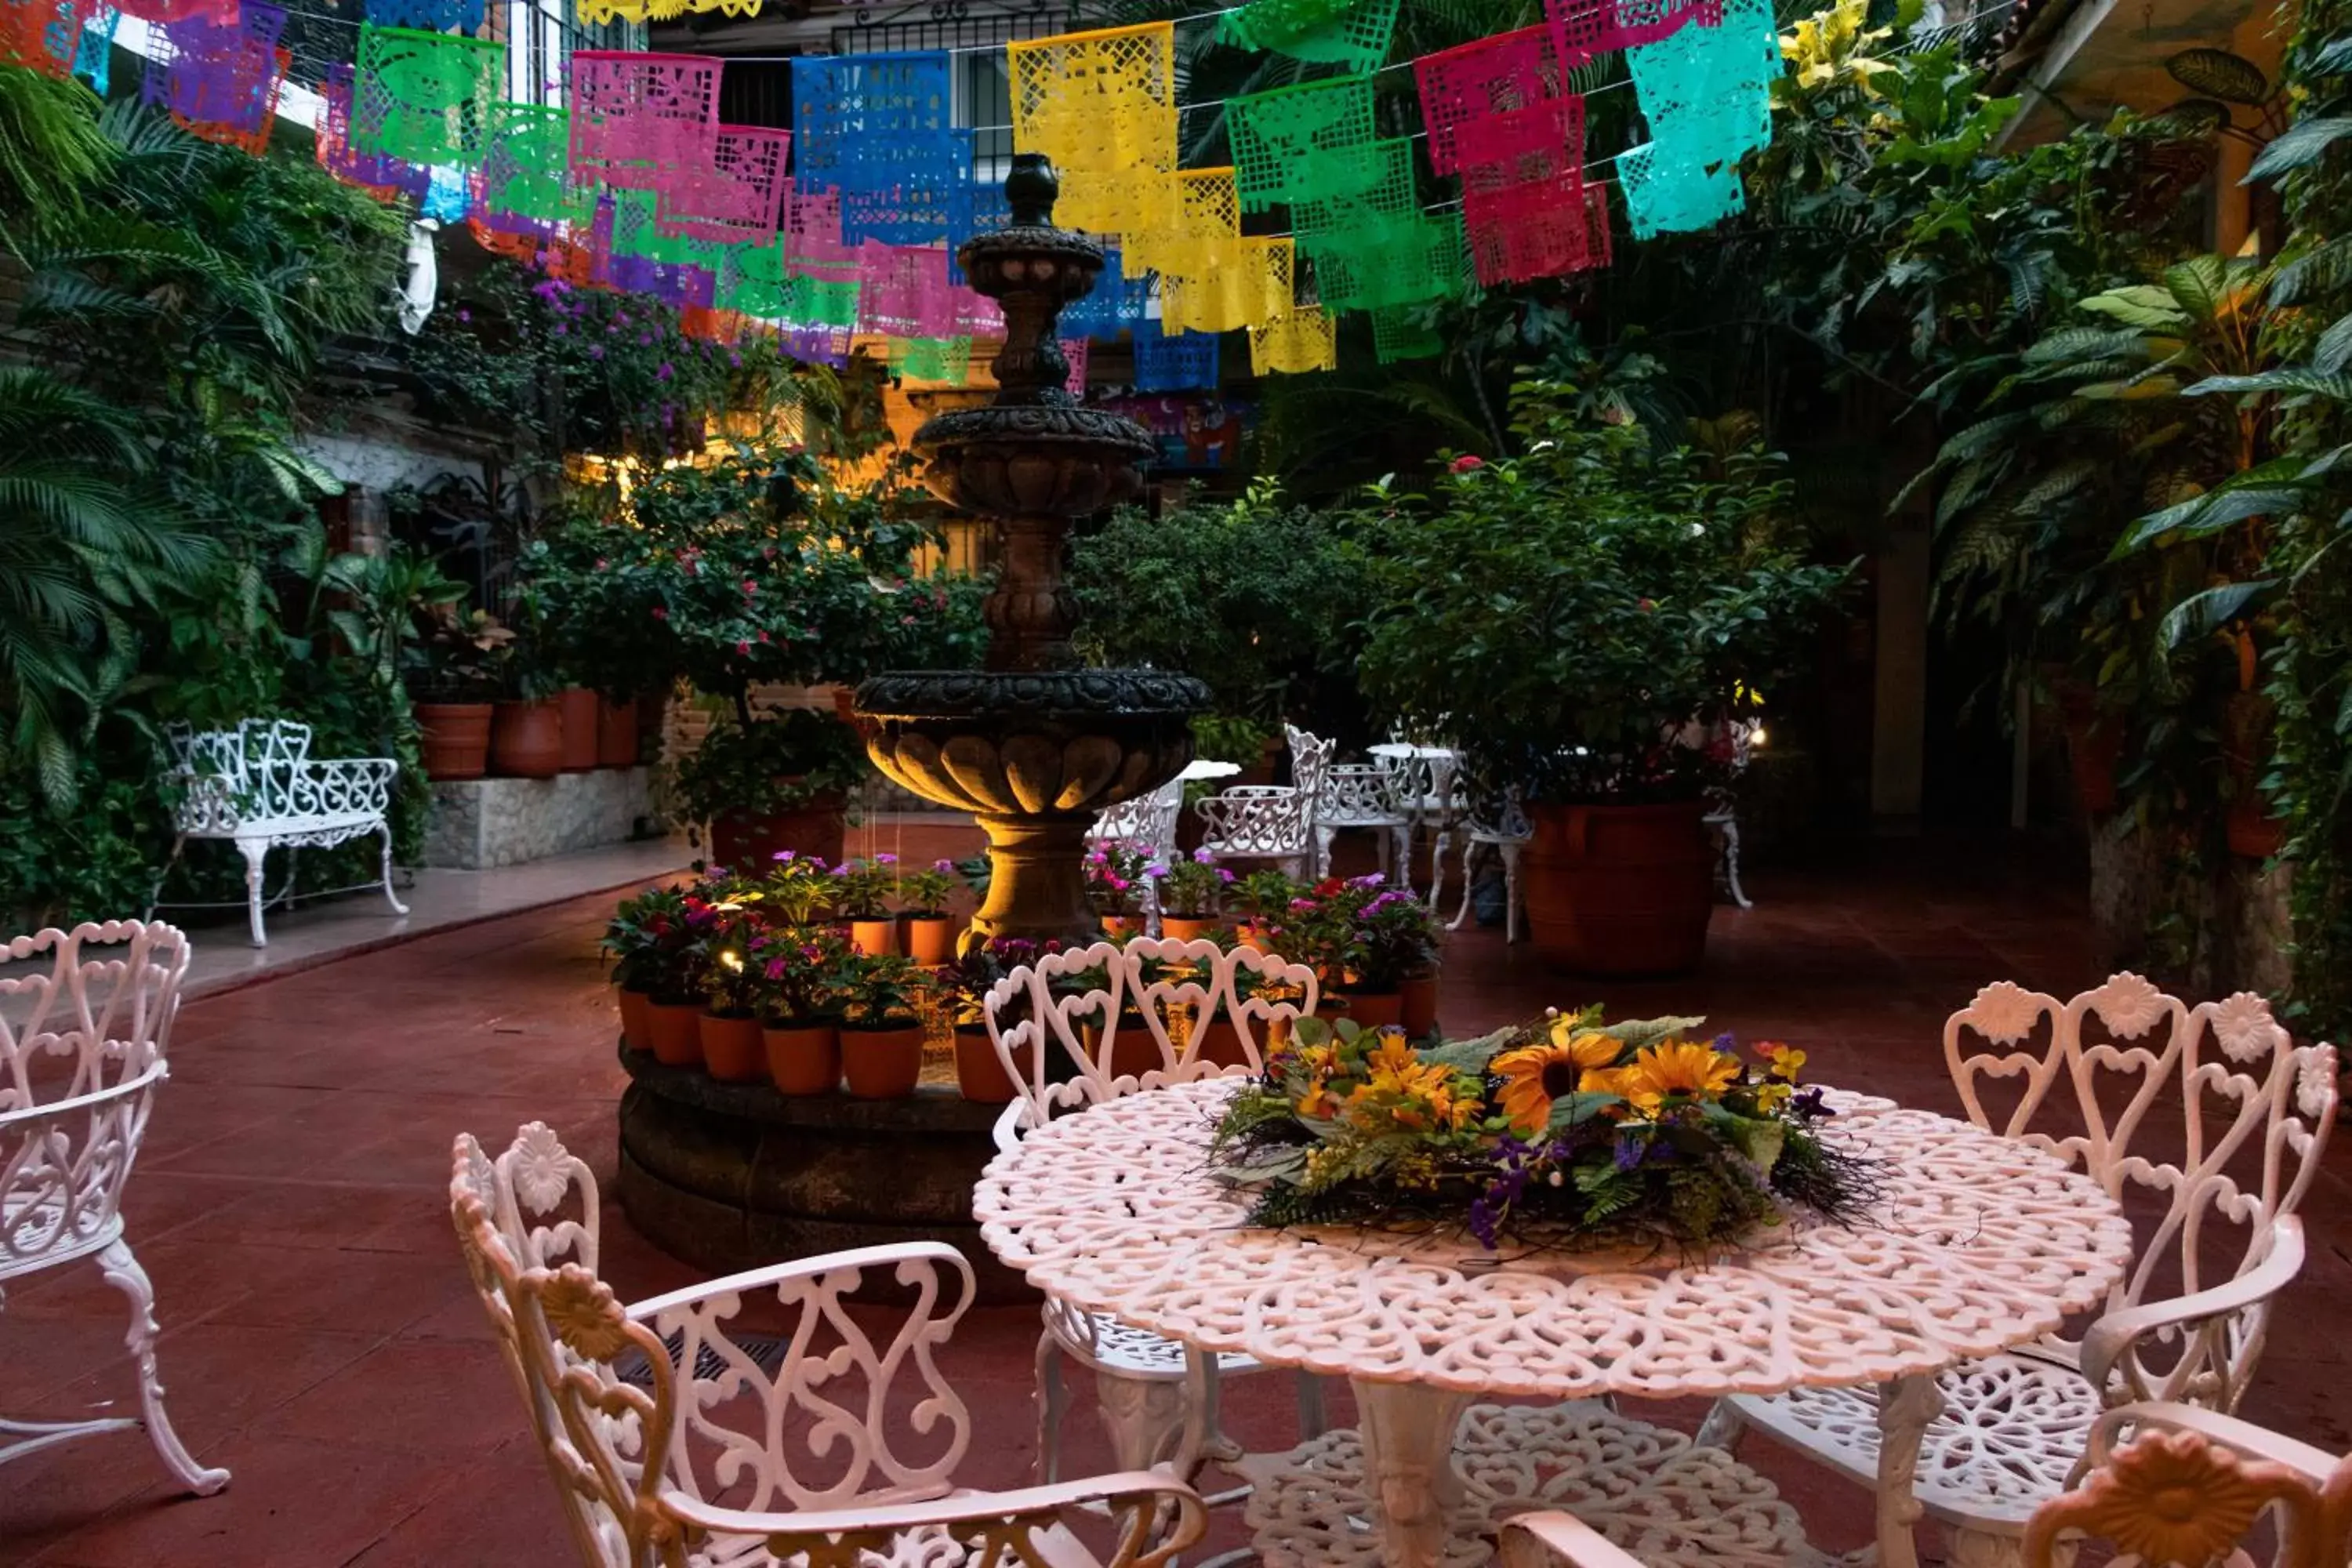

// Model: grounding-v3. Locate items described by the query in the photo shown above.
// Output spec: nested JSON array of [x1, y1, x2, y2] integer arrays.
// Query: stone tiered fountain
[[616, 158, 1206, 1295], [855, 155, 1210, 949]]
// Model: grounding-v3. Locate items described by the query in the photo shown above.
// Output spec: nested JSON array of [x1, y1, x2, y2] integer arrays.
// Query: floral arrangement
[[602, 884, 697, 997], [1151, 847, 1234, 920], [1085, 841, 1151, 920], [743, 924, 855, 1026], [895, 858, 963, 919], [1209, 1011, 1873, 1253], [837, 953, 928, 1027]]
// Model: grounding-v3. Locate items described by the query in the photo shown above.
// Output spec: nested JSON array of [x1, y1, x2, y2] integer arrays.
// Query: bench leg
[[238, 840, 270, 948], [379, 823, 408, 916]]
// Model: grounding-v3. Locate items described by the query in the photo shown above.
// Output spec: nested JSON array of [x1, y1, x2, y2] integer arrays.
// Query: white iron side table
[[975, 1081, 2134, 1568]]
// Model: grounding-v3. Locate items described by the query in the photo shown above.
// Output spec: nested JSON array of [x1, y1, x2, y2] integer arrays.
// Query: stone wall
[[423, 768, 656, 869], [2088, 822, 2292, 997]]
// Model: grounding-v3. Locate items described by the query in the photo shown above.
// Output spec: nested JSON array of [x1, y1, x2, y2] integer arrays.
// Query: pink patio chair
[[982, 937, 1327, 1487], [1699, 974, 2340, 1567], [451, 1121, 1205, 1568], [1, 920, 227, 1495]]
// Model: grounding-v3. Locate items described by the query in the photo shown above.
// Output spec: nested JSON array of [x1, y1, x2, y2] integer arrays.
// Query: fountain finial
[[1004, 153, 1058, 227]]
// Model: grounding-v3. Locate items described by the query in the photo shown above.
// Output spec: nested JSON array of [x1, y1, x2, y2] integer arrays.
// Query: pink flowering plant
[[1085, 841, 1150, 919], [1150, 847, 1234, 920], [760, 852, 837, 924], [895, 858, 963, 918], [744, 924, 855, 1026], [832, 856, 898, 920], [1351, 880, 1444, 991]]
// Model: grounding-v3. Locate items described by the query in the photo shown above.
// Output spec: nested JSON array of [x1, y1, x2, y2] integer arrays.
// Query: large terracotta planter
[[1523, 800, 1714, 978], [1100, 914, 1137, 942], [644, 998, 704, 1066], [597, 698, 640, 768], [2223, 689, 2286, 859], [840, 1022, 924, 1098], [492, 699, 564, 779], [415, 702, 492, 781], [699, 1012, 766, 1082], [1189, 1012, 1249, 1069], [617, 987, 654, 1052], [1345, 991, 1404, 1030], [1083, 1012, 1159, 1080], [1160, 916, 1215, 943], [849, 918, 898, 958], [903, 915, 956, 966], [764, 1021, 840, 1096], [557, 687, 601, 772], [953, 1023, 1029, 1102], [709, 794, 847, 874]]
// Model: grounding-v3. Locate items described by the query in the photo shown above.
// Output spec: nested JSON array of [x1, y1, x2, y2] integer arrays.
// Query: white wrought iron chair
[[2022, 1400, 2351, 1568], [1501, 1514, 1648, 1568], [1446, 785, 1533, 943], [452, 1121, 1207, 1568], [151, 719, 406, 947], [2, 920, 227, 1496], [1312, 762, 1411, 887], [983, 938, 1328, 1490], [1194, 724, 1334, 879], [1699, 975, 2341, 1568], [1701, 717, 1761, 909]]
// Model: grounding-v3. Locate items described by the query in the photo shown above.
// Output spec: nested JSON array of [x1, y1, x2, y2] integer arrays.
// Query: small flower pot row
[[416, 689, 644, 782], [617, 992, 1028, 1102]]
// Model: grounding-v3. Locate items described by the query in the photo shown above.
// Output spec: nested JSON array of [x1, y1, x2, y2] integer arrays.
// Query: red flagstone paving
[[3, 832, 2346, 1566]]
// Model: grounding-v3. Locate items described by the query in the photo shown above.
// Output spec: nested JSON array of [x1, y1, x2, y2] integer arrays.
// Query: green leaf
[[1544, 1091, 1625, 1132], [2187, 369, 2352, 402], [2245, 118, 2352, 183], [2158, 579, 2278, 648], [2314, 312, 2352, 376], [2165, 47, 2268, 105], [1597, 1014, 1706, 1049]]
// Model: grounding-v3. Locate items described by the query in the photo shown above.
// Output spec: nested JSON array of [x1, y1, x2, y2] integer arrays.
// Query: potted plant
[[695, 908, 768, 1083], [643, 888, 720, 1065], [749, 923, 851, 1095], [670, 710, 870, 870], [601, 884, 688, 1051], [1231, 869, 1303, 951], [938, 938, 1040, 1102], [1149, 848, 1232, 942], [896, 858, 964, 965], [837, 953, 928, 1098], [833, 855, 900, 956], [1349, 880, 1445, 1033], [1357, 416, 1849, 976], [1085, 841, 1149, 938], [405, 602, 517, 782], [556, 682, 601, 773]]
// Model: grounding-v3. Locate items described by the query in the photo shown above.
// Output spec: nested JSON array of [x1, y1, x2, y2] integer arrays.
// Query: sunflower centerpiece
[[1208, 1010, 1874, 1254]]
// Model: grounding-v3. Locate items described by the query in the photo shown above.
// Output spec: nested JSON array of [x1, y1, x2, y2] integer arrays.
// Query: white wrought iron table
[[973, 1080, 2134, 1568]]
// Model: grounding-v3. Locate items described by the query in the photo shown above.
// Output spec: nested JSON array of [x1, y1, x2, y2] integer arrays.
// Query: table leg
[[1352, 1378, 1472, 1568], [1874, 1373, 1944, 1568]]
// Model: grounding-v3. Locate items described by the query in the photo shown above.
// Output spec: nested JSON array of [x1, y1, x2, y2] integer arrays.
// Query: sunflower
[[1493, 1030, 1625, 1133], [1352, 1036, 1480, 1131], [1616, 1040, 1742, 1115]]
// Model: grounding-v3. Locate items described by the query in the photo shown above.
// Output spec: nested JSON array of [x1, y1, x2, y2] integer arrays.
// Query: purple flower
[[875, 853, 898, 865], [457, 308, 471, 323], [1217, 868, 1235, 883], [1192, 847, 1214, 864], [772, 850, 796, 862], [1145, 862, 1170, 879], [1613, 1133, 1646, 1171], [590, 345, 604, 359], [934, 859, 956, 874], [657, 361, 674, 381]]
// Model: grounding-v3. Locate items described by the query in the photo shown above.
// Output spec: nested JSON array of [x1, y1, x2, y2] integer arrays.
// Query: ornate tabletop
[[975, 1079, 2135, 1568], [976, 1079, 2132, 1400]]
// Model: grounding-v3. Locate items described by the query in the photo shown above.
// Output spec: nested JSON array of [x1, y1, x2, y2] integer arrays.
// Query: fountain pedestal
[[856, 156, 1207, 944]]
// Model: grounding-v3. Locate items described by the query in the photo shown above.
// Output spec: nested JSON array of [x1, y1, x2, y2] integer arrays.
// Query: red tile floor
[[2, 832, 2347, 1566]]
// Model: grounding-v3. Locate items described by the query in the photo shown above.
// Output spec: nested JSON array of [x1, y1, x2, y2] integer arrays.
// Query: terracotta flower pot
[[557, 687, 601, 772], [710, 794, 847, 874], [414, 702, 492, 781], [764, 1020, 840, 1095], [902, 914, 956, 966], [1189, 1011, 1250, 1069], [2227, 799, 2287, 860], [1234, 920, 1270, 953], [617, 987, 654, 1052], [491, 699, 564, 779], [1523, 800, 1714, 977], [1400, 973, 1439, 1039], [699, 1012, 765, 1082], [953, 1023, 1030, 1102], [849, 918, 898, 958], [1100, 914, 1137, 942], [597, 698, 640, 768], [1345, 991, 1405, 1030], [1083, 1012, 1160, 1080], [840, 1022, 924, 1098], [644, 997, 704, 1066], [1160, 916, 1214, 943]]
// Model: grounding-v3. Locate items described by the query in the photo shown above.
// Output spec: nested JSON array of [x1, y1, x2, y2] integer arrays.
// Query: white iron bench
[[148, 720, 407, 947]]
